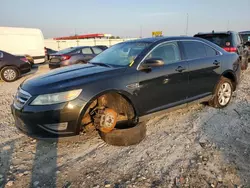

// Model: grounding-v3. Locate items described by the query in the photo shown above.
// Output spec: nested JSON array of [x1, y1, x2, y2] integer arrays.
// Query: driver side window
[[146, 42, 181, 64]]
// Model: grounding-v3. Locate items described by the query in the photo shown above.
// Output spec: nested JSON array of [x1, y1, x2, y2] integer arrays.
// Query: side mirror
[[139, 58, 164, 70]]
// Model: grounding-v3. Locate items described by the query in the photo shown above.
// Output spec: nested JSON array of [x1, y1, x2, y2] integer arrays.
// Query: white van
[[0, 27, 45, 64]]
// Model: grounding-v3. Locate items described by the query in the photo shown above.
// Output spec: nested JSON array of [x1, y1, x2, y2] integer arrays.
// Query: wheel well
[[0, 65, 20, 75], [80, 91, 137, 131], [222, 71, 236, 90]]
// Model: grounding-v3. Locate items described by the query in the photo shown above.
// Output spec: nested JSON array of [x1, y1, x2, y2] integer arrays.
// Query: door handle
[[213, 60, 220, 66], [175, 66, 186, 72]]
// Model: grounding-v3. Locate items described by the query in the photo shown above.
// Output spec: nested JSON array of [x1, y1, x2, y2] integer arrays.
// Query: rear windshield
[[240, 34, 250, 43], [55, 47, 78, 55], [195, 34, 231, 47]]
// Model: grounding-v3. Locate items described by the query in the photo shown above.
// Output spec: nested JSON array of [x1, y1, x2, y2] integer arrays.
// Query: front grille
[[13, 88, 32, 110]]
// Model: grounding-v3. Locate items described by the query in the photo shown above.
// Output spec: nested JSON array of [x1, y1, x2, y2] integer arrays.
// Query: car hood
[[21, 64, 126, 95]]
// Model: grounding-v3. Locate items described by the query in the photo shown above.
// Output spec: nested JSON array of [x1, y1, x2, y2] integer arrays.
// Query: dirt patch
[[1, 64, 250, 188]]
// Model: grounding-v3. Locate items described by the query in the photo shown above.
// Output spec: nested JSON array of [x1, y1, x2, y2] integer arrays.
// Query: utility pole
[[75, 28, 79, 46], [140, 25, 142, 38], [227, 20, 230, 30], [185, 13, 189, 36]]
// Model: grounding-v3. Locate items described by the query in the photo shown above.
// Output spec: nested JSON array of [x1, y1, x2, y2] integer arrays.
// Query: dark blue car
[[11, 36, 241, 144]]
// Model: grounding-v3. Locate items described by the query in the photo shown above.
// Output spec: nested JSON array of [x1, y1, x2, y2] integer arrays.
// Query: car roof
[[125, 36, 199, 43], [194, 31, 237, 35], [239, 31, 250, 34]]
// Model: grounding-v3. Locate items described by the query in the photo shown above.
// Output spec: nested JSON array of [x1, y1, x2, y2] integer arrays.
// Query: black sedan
[[12, 37, 240, 140], [48, 46, 103, 69], [0, 50, 31, 82]]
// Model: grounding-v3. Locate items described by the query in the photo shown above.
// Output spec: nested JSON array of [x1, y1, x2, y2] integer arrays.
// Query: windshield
[[89, 42, 151, 66], [55, 47, 78, 55], [195, 34, 231, 47], [240, 34, 250, 43]]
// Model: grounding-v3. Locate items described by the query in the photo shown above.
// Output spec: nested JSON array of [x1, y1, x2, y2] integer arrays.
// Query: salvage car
[[11, 37, 241, 145], [49, 46, 103, 69], [0, 50, 31, 82], [194, 31, 247, 70]]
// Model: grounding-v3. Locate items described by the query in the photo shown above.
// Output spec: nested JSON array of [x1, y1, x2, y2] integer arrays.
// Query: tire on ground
[[0, 66, 19, 82], [209, 76, 233, 108], [98, 122, 146, 146]]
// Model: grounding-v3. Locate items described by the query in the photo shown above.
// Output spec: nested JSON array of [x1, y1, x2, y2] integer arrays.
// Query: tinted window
[[146, 42, 181, 64], [0, 52, 3, 58], [182, 41, 206, 59], [195, 34, 231, 47], [92, 47, 103, 54], [82, 48, 93, 54], [204, 45, 217, 57]]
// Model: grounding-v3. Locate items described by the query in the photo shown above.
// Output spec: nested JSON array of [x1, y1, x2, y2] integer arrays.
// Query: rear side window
[[81, 48, 93, 54], [195, 34, 231, 48], [0, 52, 3, 58], [182, 41, 206, 60], [92, 47, 103, 54], [204, 45, 218, 57]]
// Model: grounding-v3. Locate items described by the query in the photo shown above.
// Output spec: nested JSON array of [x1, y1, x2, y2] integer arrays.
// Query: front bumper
[[11, 99, 87, 139]]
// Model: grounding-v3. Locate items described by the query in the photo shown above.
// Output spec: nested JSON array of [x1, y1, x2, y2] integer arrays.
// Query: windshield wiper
[[90, 62, 112, 68]]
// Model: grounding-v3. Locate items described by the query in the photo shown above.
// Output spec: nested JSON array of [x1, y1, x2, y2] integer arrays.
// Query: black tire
[[98, 122, 146, 146], [209, 77, 233, 108], [0, 66, 19, 82]]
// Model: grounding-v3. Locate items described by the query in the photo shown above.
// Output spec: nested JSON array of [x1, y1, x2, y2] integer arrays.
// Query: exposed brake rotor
[[94, 108, 118, 133]]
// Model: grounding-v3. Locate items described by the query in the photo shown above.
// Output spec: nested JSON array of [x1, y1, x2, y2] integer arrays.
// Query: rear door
[[180, 40, 222, 100], [81, 47, 95, 62]]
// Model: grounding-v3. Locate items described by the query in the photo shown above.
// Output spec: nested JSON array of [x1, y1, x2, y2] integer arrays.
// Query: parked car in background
[[12, 37, 240, 141], [0, 50, 31, 82], [94, 45, 108, 51], [0, 27, 45, 65], [239, 31, 250, 43], [44, 47, 57, 62], [48, 46, 103, 69], [194, 31, 247, 70]]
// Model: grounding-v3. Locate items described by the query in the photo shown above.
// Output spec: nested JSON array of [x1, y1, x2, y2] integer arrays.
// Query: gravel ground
[[0, 64, 250, 188]]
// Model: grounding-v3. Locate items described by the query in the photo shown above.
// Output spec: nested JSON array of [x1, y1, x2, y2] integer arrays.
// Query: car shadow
[[0, 137, 59, 188], [30, 140, 58, 188], [0, 140, 16, 187], [201, 100, 250, 185]]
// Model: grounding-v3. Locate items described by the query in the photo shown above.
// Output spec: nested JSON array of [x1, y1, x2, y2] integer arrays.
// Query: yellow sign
[[152, 31, 163, 37]]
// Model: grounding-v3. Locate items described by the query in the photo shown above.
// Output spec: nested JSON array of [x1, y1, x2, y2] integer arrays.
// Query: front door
[[180, 41, 222, 99], [136, 41, 189, 115]]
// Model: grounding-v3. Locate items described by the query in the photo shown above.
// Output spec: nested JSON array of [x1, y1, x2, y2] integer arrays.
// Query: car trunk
[[49, 55, 62, 63]]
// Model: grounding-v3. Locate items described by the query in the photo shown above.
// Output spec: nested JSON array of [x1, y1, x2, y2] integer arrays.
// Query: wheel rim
[[3, 69, 16, 81], [218, 82, 232, 106]]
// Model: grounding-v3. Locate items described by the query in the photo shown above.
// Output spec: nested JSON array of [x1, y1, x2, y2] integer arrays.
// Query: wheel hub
[[4, 69, 16, 81], [218, 82, 232, 106], [98, 108, 118, 133]]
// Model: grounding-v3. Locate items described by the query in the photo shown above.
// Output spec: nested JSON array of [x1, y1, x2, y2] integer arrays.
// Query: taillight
[[20, 57, 28, 63], [61, 55, 71, 60], [223, 47, 237, 53]]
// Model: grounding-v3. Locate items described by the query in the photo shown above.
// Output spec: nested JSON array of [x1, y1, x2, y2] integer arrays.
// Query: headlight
[[31, 89, 82, 105]]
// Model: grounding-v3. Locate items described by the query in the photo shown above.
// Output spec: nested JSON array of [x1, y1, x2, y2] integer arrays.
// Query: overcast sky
[[0, 0, 249, 38]]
